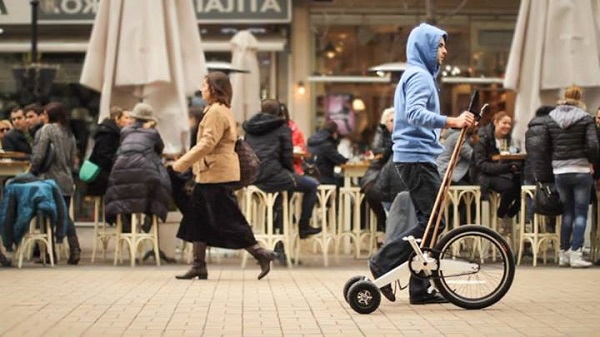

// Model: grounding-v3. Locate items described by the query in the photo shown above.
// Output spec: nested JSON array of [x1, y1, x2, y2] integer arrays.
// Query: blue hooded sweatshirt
[[392, 23, 448, 164]]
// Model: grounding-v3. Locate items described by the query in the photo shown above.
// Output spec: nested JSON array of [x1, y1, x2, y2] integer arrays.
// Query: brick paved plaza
[[0, 253, 599, 337]]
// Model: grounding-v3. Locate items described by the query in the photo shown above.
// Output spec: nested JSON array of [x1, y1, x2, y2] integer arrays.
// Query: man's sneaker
[[369, 263, 396, 302], [380, 284, 396, 302], [569, 249, 592, 268], [558, 249, 570, 267], [409, 292, 449, 305]]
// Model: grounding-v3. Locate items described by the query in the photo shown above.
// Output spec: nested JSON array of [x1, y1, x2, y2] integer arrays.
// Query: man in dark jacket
[[244, 99, 321, 239], [2, 106, 32, 154], [307, 120, 348, 186]]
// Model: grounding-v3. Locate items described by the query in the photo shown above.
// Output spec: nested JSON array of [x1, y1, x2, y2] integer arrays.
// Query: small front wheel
[[343, 275, 365, 303], [433, 225, 515, 310], [347, 280, 381, 314]]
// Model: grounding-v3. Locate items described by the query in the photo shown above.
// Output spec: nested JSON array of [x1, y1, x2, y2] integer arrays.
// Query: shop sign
[[1, 0, 291, 24]]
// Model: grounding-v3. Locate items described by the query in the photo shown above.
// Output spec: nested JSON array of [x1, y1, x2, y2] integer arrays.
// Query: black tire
[[347, 280, 381, 314], [432, 225, 515, 310], [343, 275, 365, 303]]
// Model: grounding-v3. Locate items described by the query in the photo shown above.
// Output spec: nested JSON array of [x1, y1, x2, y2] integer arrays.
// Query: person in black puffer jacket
[[104, 103, 172, 226], [359, 107, 394, 232], [524, 106, 555, 184], [243, 99, 321, 239], [540, 86, 599, 268], [474, 111, 522, 229], [307, 120, 348, 186], [86, 106, 132, 197], [523, 105, 555, 226]]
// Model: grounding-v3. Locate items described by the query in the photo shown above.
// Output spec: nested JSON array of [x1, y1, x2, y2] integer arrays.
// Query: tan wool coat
[[173, 103, 240, 183]]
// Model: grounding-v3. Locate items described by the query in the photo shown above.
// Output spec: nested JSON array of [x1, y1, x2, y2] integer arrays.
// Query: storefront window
[[312, 21, 514, 152]]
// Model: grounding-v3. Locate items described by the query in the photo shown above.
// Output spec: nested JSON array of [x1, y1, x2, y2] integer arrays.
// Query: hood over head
[[242, 112, 286, 136], [406, 23, 448, 76]]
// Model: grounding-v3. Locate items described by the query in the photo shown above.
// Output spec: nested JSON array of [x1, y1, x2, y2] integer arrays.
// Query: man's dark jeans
[[369, 162, 444, 298]]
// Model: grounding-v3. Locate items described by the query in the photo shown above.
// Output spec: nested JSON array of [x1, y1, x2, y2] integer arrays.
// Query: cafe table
[[491, 152, 527, 161], [340, 161, 370, 187], [0, 159, 30, 200]]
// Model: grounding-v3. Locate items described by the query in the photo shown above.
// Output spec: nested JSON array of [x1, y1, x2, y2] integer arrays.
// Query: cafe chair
[[242, 186, 293, 268], [113, 213, 160, 267], [335, 186, 370, 259], [90, 196, 118, 263], [293, 184, 338, 266], [517, 185, 561, 266], [17, 213, 54, 268]]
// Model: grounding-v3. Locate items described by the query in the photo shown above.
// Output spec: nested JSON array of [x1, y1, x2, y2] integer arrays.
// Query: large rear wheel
[[433, 225, 515, 310]]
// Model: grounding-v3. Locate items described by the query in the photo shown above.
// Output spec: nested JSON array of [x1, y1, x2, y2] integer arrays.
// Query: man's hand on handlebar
[[446, 111, 476, 129]]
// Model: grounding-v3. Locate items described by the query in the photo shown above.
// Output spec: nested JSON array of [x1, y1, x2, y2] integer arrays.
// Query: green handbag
[[79, 159, 101, 182]]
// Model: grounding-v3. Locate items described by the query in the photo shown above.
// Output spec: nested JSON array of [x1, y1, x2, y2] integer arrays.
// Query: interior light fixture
[[324, 42, 336, 59], [352, 98, 366, 111], [297, 81, 306, 95]]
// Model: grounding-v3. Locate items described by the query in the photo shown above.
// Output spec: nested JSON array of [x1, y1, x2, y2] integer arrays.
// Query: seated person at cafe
[[360, 107, 394, 232], [307, 120, 348, 186], [437, 125, 478, 185], [0, 120, 13, 152], [24, 103, 47, 139], [2, 106, 32, 154], [474, 111, 522, 233], [104, 103, 172, 229], [243, 99, 321, 239]]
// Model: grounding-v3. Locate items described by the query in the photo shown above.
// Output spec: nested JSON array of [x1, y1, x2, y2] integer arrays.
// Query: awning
[[0, 37, 287, 53]]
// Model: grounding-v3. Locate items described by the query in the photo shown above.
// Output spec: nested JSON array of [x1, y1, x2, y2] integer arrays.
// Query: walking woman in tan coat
[[171, 71, 277, 280]]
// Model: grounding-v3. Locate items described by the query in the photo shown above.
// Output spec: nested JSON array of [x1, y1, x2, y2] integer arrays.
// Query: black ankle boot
[[176, 242, 208, 280], [67, 236, 81, 265], [246, 244, 277, 280], [175, 266, 208, 279]]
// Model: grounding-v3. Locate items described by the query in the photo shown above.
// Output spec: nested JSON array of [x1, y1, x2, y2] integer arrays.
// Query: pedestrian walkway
[[0, 257, 599, 337]]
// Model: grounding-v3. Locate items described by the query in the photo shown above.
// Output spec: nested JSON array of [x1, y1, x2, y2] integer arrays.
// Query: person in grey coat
[[30, 102, 81, 264], [104, 103, 172, 228]]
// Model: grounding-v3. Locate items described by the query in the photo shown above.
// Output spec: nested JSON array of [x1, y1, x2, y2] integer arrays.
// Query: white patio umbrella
[[504, 0, 600, 143], [80, 0, 207, 153], [230, 30, 261, 123]]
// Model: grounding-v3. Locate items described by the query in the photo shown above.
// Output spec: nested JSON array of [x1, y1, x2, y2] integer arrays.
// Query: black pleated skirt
[[177, 183, 257, 249]]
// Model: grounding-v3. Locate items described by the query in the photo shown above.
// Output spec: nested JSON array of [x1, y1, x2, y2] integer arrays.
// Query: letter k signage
[[0, 0, 7, 15]]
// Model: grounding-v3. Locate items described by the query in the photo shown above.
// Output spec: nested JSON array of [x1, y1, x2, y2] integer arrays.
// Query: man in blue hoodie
[[368, 23, 475, 305]]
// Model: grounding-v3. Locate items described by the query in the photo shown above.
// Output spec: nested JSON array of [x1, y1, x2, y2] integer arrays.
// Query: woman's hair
[[279, 103, 290, 122], [205, 71, 232, 107], [493, 111, 511, 123], [261, 99, 282, 117], [564, 85, 582, 101], [109, 106, 124, 119], [0, 119, 12, 129], [43, 102, 68, 126], [322, 120, 338, 134], [380, 107, 394, 125], [559, 85, 586, 109]]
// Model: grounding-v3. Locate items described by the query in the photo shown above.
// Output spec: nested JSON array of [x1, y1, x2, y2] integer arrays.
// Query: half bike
[[344, 91, 515, 314]]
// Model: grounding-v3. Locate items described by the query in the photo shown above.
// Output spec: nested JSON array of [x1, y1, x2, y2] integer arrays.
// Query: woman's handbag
[[35, 141, 56, 175], [533, 181, 563, 216], [233, 138, 260, 188], [79, 159, 101, 182]]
